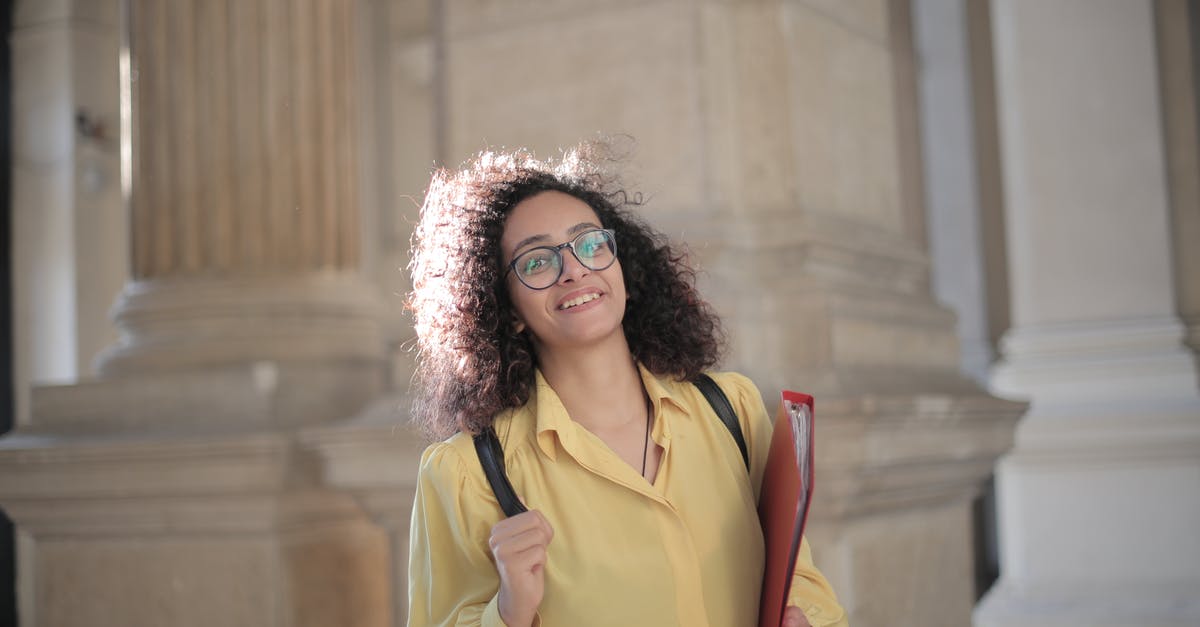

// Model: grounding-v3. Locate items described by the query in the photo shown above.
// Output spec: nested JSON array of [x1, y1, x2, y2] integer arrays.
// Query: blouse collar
[[531, 363, 696, 460]]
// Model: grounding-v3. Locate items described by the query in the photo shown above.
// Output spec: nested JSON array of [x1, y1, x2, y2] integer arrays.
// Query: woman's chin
[[535, 320, 627, 352]]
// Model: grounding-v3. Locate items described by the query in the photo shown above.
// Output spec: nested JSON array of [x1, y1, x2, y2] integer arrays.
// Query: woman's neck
[[535, 334, 646, 432]]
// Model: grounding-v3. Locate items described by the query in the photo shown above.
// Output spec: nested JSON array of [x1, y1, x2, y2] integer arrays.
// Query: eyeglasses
[[505, 228, 618, 290]]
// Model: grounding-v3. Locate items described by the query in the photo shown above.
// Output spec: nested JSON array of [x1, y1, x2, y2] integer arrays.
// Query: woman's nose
[[557, 249, 590, 283]]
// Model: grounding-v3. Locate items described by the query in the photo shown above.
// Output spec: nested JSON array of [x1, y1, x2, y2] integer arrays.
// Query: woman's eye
[[579, 235, 606, 257], [521, 254, 554, 275]]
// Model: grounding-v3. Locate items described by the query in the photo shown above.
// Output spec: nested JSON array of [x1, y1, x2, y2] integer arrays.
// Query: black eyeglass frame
[[504, 228, 618, 290]]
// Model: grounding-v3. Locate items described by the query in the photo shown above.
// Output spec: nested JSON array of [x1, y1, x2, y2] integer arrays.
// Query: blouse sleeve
[[408, 440, 526, 627], [719, 372, 849, 627]]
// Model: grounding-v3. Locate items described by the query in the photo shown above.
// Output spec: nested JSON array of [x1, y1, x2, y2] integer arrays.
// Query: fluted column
[[95, 0, 382, 380], [128, 0, 358, 278], [0, 2, 396, 626], [974, 2, 1200, 626]]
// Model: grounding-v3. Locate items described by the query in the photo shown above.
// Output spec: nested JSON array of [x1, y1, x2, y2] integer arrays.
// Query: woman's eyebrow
[[510, 233, 550, 257], [567, 222, 601, 236], [510, 223, 601, 257]]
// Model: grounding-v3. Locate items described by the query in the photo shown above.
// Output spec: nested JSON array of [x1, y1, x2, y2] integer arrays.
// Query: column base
[[809, 500, 978, 627], [979, 315, 1200, 626], [990, 317, 1200, 405], [301, 396, 427, 625], [982, 410, 1200, 624], [0, 429, 393, 627], [95, 273, 385, 377], [803, 389, 1024, 627]]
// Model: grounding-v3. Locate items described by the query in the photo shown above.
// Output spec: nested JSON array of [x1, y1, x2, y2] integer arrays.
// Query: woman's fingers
[[490, 509, 553, 541], [491, 510, 555, 627], [491, 530, 549, 568], [489, 511, 554, 555], [495, 543, 549, 582], [489, 510, 554, 580]]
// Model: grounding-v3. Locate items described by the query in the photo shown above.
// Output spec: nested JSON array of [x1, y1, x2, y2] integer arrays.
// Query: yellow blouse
[[408, 366, 847, 626]]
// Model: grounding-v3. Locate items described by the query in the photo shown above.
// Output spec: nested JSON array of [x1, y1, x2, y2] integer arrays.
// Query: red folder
[[757, 391, 815, 627]]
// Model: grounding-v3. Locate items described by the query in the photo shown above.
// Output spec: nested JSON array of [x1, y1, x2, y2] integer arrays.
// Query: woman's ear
[[513, 317, 526, 334]]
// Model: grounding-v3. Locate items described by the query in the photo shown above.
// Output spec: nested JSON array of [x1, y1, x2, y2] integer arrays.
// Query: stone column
[[0, 1, 396, 625], [974, 1, 1200, 626], [95, 0, 381, 390], [10, 0, 127, 426], [438, 1, 1024, 625], [716, 4, 1023, 625]]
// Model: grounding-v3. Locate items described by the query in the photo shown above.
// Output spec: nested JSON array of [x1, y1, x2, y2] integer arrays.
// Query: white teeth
[[559, 293, 600, 310]]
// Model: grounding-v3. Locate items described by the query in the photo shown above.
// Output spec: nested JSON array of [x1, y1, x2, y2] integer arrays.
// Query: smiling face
[[500, 190, 628, 355]]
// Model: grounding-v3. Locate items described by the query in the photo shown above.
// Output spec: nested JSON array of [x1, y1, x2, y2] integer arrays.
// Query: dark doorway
[[1, 0, 18, 623]]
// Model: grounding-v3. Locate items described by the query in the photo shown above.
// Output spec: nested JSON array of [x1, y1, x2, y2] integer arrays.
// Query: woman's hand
[[783, 605, 813, 627], [489, 510, 555, 627]]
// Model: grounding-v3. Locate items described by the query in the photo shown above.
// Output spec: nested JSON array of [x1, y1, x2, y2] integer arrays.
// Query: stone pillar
[[0, 1, 396, 625], [96, 0, 381, 387], [974, 1, 1200, 626], [719, 4, 1023, 625], [10, 0, 127, 426], [438, 1, 1024, 625]]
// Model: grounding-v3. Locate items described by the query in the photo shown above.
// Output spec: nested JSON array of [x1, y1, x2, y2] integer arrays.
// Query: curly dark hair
[[407, 143, 726, 439]]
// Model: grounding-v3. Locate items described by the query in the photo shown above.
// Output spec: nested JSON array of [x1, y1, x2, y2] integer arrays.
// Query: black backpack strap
[[694, 373, 749, 470], [473, 427, 528, 518], [475, 375, 747, 517]]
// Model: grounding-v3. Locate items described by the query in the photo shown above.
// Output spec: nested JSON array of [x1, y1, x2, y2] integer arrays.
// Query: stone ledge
[[29, 368, 273, 430], [2, 491, 366, 536], [1006, 400, 1200, 464], [812, 390, 1025, 518], [27, 360, 384, 430], [299, 394, 426, 493], [0, 429, 293, 502]]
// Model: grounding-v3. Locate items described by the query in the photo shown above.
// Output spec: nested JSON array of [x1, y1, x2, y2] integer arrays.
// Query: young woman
[[406, 144, 847, 627]]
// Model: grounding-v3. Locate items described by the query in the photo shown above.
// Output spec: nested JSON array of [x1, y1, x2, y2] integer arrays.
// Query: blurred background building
[[1, 0, 1197, 625]]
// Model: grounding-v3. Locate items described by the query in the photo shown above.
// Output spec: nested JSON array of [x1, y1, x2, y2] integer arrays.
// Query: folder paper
[[757, 391, 815, 627]]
